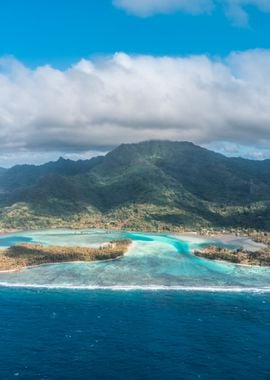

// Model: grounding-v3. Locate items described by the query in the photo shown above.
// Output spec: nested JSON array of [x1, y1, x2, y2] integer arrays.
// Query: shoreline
[[0, 239, 132, 272], [0, 240, 134, 273], [0, 228, 269, 269], [194, 245, 270, 267], [0, 226, 262, 243], [0, 255, 125, 274], [0, 225, 261, 236], [192, 251, 268, 268]]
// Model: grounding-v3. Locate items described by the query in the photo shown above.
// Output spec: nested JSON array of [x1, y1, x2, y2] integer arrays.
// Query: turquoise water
[[0, 229, 269, 290], [0, 230, 270, 379]]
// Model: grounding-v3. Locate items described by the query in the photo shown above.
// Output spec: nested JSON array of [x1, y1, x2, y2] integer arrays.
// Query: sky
[[1, 0, 270, 166]]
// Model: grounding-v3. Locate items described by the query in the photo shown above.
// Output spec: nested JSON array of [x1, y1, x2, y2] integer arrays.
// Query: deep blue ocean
[[0, 230, 270, 379], [0, 288, 270, 380]]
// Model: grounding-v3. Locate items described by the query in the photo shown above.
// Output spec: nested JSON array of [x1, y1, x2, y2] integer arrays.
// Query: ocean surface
[[0, 229, 270, 379]]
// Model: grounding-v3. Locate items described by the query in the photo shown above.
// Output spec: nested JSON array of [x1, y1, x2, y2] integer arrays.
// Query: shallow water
[[0, 229, 269, 290], [0, 230, 270, 379]]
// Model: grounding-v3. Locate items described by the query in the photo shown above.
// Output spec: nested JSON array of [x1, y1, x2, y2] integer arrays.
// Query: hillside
[[0, 168, 6, 180], [0, 140, 270, 231], [0, 156, 104, 192]]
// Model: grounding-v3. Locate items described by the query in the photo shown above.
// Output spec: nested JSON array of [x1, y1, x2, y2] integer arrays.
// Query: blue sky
[[1, 0, 270, 65], [1, 0, 270, 166]]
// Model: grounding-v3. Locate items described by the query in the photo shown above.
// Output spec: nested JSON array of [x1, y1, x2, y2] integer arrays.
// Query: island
[[0, 239, 132, 271], [194, 245, 270, 266]]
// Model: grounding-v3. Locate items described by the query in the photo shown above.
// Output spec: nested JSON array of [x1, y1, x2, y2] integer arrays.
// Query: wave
[[0, 282, 270, 293]]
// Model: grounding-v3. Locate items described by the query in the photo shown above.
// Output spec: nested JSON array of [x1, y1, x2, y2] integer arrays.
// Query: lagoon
[[0, 229, 269, 291]]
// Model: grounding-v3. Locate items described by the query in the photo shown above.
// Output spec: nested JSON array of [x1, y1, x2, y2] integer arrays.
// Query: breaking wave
[[0, 282, 270, 293]]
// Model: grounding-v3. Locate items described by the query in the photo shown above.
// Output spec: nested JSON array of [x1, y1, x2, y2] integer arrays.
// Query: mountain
[[1, 140, 270, 231], [0, 167, 6, 178], [0, 156, 104, 192]]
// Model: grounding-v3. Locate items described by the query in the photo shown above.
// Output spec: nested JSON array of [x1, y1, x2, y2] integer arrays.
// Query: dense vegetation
[[0, 240, 131, 271], [195, 245, 270, 266], [0, 140, 270, 231]]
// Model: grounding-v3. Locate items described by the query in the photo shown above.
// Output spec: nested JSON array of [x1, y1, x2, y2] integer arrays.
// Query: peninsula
[[194, 245, 270, 266], [0, 239, 132, 271]]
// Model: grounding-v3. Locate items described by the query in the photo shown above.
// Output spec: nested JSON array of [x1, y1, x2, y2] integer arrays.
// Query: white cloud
[[113, 0, 213, 16], [205, 141, 270, 160], [225, 0, 270, 25], [114, 0, 270, 25], [1, 50, 270, 164]]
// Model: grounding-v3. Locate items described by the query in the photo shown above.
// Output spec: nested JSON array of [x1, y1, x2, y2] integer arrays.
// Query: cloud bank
[[1, 49, 270, 163], [114, 0, 270, 25]]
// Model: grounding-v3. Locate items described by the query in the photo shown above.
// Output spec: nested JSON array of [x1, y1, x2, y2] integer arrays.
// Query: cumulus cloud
[[1, 49, 270, 164], [114, 0, 270, 25]]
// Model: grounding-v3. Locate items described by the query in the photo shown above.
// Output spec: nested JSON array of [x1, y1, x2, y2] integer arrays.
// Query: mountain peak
[[105, 140, 215, 167], [57, 156, 67, 162], [1, 140, 270, 229]]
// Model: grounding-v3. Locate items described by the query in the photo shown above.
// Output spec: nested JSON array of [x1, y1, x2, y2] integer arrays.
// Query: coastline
[[0, 224, 258, 236], [194, 245, 270, 267], [0, 256, 125, 274], [192, 252, 268, 268], [1, 227, 269, 268], [0, 225, 268, 243], [0, 239, 132, 272], [0, 230, 270, 293]]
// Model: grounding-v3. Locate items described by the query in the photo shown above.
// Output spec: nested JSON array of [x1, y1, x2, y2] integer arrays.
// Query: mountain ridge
[[0, 140, 270, 231]]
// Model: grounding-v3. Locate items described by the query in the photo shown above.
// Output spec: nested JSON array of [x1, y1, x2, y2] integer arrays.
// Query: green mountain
[[0, 156, 104, 192], [1, 140, 270, 231]]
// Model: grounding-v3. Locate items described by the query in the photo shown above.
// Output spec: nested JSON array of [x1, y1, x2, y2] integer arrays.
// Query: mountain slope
[[1, 140, 270, 230], [0, 156, 104, 192]]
